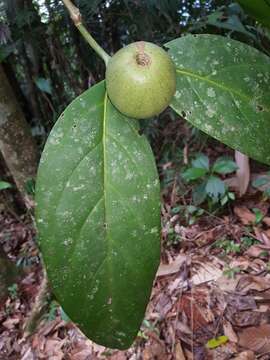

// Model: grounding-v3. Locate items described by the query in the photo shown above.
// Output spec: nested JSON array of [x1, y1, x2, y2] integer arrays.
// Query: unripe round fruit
[[105, 41, 176, 119]]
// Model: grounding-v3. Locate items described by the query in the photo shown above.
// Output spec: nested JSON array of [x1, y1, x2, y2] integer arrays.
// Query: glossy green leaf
[[206, 176, 226, 200], [212, 158, 238, 175], [35, 81, 160, 349], [192, 153, 209, 170], [182, 167, 208, 182], [166, 34, 270, 165], [192, 181, 207, 205], [237, 0, 270, 29]]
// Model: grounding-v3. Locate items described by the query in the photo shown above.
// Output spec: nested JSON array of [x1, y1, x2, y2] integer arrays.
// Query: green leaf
[[192, 181, 207, 205], [192, 153, 209, 170], [201, 7, 257, 41], [252, 207, 264, 224], [252, 176, 270, 188], [206, 335, 229, 349], [212, 158, 238, 175], [35, 78, 52, 95], [237, 0, 270, 29], [0, 181, 12, 191], [205, 176, 226, 200], [166, 34, 270, 165], [35, 81, 160, 349], [182, 167, 208, 182]]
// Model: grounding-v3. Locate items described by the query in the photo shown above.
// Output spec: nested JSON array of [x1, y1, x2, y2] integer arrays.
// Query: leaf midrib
[[176, 68, 270, 112], [102, 92, 113, 313]]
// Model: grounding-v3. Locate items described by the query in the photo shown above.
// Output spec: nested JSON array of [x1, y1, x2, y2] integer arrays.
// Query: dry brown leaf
[[179, 290, 214, 330], [245, 245, 270, 258], [175, 342, 186, 360], [234, 207, 255, 225], [142, 341, 166, 360], [235, 151, 250, 196], [21, 347, 35, 360], [157, 254, 186, 277], [44, 339, 65, 357], [216, 275, 241, 292], [231, 311, 262, 327], [232, 350, 255, 360], [191, 262, 223, 285], [223, 319, 238, 343], [2, 316, 20, 329], [206, 342, 238, 360], [239, 324, 270, 353], [263, 217, 270, 226], [71, 348, 94, 360], [237, 275, 270, 293], [109, 352, 127, 360], [226, 293, 257, 311], [38, 318, 60, 336]]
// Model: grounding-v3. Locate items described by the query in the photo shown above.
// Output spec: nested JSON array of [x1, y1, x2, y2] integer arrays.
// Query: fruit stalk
[[62, 0, 111, 65]]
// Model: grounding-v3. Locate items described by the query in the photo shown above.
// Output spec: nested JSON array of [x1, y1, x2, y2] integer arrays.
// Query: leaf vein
[[176, 68, 270, 112]]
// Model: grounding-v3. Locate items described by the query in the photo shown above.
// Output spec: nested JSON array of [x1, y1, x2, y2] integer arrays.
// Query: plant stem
[[62, 0, 111, 66], [23, 274, 51, 337]]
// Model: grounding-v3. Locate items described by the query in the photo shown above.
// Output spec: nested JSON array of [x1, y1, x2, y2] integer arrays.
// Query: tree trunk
[[0, 64, 38, 197]]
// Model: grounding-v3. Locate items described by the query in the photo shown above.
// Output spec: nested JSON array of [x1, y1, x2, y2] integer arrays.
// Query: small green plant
[[166, 225, 181, 246], [252, 208, 264, 225], [214, 239, 241, 254], [252, 173, 270, 199], [7, 283, 18, 300], [223, 266, 241, 279], [46, 300, 70, 322], [182, 154, 237, 207], [172, 205, 204, 225], [214, 235, 259, 254], [240, 236, 259, 249], [137, 319, 159, 340]]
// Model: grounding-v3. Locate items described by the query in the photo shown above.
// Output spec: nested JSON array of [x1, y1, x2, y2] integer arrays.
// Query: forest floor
[[1, 128, 270, 360]]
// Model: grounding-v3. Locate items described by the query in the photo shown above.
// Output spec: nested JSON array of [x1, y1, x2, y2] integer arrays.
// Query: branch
[[62, 0, 111, 66]]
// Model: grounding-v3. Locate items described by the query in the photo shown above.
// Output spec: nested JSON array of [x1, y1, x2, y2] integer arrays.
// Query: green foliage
[[252, 207, 264, 224], [240, 236, 259, 249], [215, 239, 241, 254], [46, 300, 70, 322], [35, 78, 52, 95], [172, 205, 204, 226], [30, 1, 270, 352], [252, 172, 270, 198], [237, 0, 270, 30], [166, 225, 181, 246], [24, 179, 35, 196], [190, 3, 255, 40], [167, 34, 270, 165], [214, 235, 259, 255], [35, 82, 160, 349], [182, 153, 237, 206], [7, 283, 18, 300], [0, 180, 12, 191]]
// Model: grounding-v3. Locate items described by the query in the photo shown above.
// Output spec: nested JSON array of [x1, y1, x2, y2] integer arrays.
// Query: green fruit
[[105, 41, 176, 119]]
